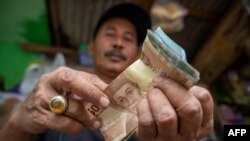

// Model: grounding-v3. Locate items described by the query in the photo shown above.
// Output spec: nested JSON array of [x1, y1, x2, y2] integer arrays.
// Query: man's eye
[[124, 36, 133, 42], [105, 30, 115, 37], [106, 32, 114, 37]]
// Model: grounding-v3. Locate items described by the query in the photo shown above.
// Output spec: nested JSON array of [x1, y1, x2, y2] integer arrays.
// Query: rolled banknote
[[86, 27, 200, 141]]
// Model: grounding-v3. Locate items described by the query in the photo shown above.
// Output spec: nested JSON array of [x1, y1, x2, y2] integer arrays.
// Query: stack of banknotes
[[86, 27, 200, 141]]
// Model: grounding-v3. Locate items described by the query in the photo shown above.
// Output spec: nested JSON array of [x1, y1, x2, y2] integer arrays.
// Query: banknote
[[86, 27, 200, 141]]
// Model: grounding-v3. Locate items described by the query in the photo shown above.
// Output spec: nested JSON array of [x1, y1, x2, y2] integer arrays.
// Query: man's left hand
[[136, 76, 213, 141]]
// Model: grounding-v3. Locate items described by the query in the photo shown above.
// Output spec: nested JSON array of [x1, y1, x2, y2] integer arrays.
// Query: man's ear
[[88, 41, 94, 56]]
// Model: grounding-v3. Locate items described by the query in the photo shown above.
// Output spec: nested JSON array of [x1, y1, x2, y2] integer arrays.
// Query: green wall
[[0, 0, 50, 90]]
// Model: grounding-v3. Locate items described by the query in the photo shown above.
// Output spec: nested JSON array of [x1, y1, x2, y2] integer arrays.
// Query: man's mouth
[[105, 50, 127, 62]]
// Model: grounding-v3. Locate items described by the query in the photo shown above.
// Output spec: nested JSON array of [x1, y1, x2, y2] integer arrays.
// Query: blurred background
[[0, 0, 250, 140]]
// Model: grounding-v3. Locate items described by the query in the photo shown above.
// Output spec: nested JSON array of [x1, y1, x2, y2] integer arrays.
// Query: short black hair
[[93, 3, 152, 46]]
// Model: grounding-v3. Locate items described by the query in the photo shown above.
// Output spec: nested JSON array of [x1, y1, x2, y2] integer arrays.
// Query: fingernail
[[99, 96, 110, 108], [152, 76, 162, 85], [92, 120, 101, 129]]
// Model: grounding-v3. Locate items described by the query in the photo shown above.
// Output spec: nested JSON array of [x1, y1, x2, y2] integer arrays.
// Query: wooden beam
[[21, 44, 77, 57], [191, 1, 244, 84]]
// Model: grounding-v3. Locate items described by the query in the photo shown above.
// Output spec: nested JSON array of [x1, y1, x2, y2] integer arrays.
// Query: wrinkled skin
[[136, 77, 214, 141], [17, 67, 110, 134]]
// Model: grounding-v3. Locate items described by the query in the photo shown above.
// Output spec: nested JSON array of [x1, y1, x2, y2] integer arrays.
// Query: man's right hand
[[0, 67, 110, 140]]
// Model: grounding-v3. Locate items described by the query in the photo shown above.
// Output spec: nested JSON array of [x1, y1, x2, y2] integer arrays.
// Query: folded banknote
[[86, 27, 200, 141]]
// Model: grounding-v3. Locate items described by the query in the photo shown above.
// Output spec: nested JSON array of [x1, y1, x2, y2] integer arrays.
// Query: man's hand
[[136, 76, 214, 141], [0, 67, 110, 140]]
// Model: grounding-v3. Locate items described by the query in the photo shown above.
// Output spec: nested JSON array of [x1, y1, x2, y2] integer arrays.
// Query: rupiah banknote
[[85, 27, 200, 141]]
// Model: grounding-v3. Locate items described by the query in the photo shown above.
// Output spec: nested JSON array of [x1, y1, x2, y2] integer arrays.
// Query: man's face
[[90, 18, 139, 75]]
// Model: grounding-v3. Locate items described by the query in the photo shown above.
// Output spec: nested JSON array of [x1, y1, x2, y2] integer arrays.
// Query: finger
[[147, 88, 177, 140], [31, 79, 58, 111], [48, 67, 110, 108], [64, 98, 101, 129], [45, 111, 85, 134], [136, 98, 156, 141], [25, 73, 99, 134], [152, 76, 202, 138], [35, 81, 102, 130], [78, 70, 108, 90], [190, 86, 214, 138]]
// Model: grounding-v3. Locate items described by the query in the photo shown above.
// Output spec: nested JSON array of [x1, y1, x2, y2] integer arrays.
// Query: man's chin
[[106, 64, 127, 74]]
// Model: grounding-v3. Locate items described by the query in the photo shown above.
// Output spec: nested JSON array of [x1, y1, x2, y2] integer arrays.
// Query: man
[[0, 3, 214, 141]]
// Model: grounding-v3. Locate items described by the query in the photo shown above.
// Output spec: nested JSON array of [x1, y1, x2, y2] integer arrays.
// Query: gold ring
[[49, 95, 68, 114]]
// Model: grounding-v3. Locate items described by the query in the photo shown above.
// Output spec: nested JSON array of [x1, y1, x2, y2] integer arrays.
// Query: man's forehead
[[101, 18, 137, 34]]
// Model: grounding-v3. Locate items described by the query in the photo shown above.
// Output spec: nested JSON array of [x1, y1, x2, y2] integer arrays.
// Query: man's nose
[[113, 37, 124, 49]]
